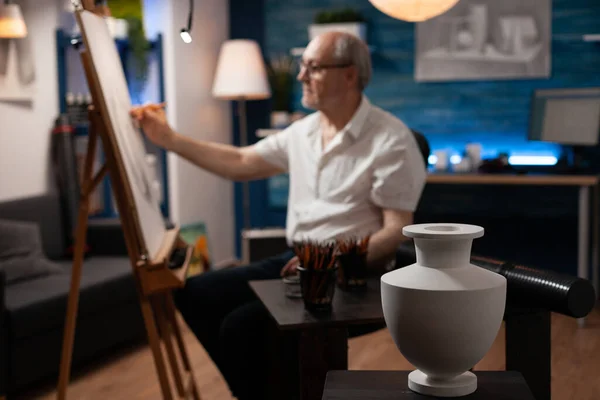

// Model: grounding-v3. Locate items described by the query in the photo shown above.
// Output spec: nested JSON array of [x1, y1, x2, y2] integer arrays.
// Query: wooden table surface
[[249, 278, 384, 330], [427, 173, 599, 186], [322, 371, 536, 400]]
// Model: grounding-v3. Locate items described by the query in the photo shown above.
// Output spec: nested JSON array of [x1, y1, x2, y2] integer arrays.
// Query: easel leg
[[150, 292, 201, 400], [57, 123, 99, 400], [155, 294, 185, 397], [139, 295, 174, 400], [165, 293, 201, 400]]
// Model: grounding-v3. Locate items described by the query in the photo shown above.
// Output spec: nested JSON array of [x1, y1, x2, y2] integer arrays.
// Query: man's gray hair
[[332, 33, 372, 91]]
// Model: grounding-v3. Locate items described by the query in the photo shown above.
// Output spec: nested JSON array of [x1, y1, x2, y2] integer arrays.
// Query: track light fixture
[[180, 0, 193, 43]]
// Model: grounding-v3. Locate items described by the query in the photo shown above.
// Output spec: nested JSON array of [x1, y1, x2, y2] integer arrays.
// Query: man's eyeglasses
[[297, 60, 352, 76]]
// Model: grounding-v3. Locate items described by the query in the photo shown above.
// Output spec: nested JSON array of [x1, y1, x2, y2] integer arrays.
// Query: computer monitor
[[529, 87, 600, 146]]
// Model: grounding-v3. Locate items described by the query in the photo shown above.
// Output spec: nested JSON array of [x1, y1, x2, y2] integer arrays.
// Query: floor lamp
[[212, 39, 271, 230], [0, 2, 27, 38]]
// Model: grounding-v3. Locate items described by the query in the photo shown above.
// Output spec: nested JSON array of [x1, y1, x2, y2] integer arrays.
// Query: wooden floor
[[20, 305, 600, 400]]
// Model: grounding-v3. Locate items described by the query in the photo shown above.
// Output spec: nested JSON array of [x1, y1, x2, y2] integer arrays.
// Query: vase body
[[381, 223, 506, 397]]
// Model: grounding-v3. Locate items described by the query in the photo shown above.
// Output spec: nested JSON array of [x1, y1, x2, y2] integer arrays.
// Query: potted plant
[[267, 54, 295, 128], [125, 17, 150, 86], [309, 8, 367, 41], [106, 0, 150, 93]]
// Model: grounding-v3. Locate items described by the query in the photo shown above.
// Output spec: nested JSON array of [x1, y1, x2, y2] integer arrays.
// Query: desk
[[426, 173, 599, 303], [321, 371, 535, 400]]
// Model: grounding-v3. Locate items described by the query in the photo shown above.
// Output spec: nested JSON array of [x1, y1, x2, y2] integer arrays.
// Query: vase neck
[[414, 238, 472, 269]]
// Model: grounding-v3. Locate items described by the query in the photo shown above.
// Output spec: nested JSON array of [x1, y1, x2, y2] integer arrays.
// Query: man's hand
[[129, 103, 283, 181], [280, 256, 299, 277], [130, 103, 176, 150]]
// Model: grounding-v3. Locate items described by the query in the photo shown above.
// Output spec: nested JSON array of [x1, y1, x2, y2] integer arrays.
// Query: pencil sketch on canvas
[[415, 0, 551, 82], [77, 10, 166, 259], [107, 91, 155, 203]]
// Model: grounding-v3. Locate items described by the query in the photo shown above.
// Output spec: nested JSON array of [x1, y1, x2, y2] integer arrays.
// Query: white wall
[[0, 0, 235, 263], [0, 0, 60, 201], [144, 0, 235, 263]]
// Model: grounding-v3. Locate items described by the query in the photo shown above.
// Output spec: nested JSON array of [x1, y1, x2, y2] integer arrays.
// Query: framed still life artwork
[[415, 0, 551, 82], [179, 222, 212, 277]]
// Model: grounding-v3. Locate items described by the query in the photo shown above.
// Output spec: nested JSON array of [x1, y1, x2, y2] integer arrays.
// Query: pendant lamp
[[369, 0, 460, 22]]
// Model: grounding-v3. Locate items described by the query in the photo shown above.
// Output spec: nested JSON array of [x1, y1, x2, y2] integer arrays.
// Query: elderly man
[[132, 31, 426, 400]]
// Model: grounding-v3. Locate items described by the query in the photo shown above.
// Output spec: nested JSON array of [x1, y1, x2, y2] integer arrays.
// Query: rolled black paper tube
[[394, 244, 596, 318], [503, 264, 594, 318]]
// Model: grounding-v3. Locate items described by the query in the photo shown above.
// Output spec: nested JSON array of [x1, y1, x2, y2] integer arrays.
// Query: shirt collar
[[306, 95, 372, 142], [341, 95, 371, 140]]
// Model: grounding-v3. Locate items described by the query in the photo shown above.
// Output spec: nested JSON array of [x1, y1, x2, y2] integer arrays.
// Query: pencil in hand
[[130, 102, 167, 120]]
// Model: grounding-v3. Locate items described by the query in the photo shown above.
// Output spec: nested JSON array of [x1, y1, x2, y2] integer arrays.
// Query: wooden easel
[[56, 4, 201, 400]]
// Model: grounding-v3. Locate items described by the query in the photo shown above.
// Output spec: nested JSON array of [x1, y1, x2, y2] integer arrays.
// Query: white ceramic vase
[[381, 223, 507, 397]]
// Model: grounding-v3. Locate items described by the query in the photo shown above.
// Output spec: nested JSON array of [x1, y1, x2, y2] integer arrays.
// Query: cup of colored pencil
[[294, 241, 339, 312], [336, 235, 370, 291]]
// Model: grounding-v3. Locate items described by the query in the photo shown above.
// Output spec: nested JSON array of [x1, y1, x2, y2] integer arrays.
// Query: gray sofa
[[0, 193, 147, 396]]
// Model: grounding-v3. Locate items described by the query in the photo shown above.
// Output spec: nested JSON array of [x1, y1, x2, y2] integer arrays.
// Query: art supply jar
[[298, 265, 338, 312]]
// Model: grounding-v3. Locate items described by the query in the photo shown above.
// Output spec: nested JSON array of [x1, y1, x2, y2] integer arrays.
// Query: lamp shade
[[369, 0, 460, 22], [212, 39, 271, 100], [0, 4, 27, 38]]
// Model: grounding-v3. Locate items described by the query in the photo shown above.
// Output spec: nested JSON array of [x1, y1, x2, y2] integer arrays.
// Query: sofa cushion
[[0, 219, 64, 284], [5, 256, 138, 339], [0, 194, 66, 260]]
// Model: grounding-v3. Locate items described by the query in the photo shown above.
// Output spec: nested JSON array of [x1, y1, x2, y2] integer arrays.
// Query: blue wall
[[264, 0, 600, 161], [230, 0, 600, 262]]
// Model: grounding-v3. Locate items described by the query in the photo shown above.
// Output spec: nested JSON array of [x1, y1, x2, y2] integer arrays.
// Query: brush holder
[[336, 253, 368, 291], [298, 265, 338, 312]]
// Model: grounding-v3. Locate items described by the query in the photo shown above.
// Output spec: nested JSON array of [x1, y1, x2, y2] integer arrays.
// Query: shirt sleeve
[[251, 125, 292, 172], [370, 129, 427, 212]]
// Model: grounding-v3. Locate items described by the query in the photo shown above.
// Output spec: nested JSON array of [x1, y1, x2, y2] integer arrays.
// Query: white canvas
[[77, 10, 166, 259]]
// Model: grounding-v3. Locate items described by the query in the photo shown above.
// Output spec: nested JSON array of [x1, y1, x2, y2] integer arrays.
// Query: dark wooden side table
[[250, 278, 552, 400], [322, 371, 536, 400], [249, 278, 384, 400]]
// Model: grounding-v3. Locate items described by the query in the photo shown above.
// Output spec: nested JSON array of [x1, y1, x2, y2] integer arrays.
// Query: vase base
[[408, 370, 477, 397]]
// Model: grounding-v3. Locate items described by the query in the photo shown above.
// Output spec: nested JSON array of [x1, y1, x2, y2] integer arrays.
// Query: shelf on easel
[[153, 227, 181, 265], [137, 227, 193, 296]]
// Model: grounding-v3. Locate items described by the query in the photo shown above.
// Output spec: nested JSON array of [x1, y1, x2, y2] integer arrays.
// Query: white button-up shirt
[[254, 96, 426, 246]]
